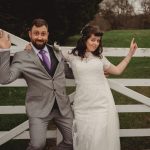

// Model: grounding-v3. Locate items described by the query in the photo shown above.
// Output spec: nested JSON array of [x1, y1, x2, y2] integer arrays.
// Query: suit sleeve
[[61, 49, 72, 62], [0, 51, 22, 84], [58, 49, 74, 79]]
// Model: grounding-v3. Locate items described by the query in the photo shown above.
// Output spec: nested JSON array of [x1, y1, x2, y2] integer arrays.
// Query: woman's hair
[[71, 25, 103, 58]]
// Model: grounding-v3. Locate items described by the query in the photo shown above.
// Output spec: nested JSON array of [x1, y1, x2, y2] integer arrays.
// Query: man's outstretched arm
[[0, 30, 21, 84]]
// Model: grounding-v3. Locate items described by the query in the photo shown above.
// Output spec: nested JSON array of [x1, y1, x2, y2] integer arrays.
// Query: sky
[[128, 0, 143, 14], [101, 0, 144, 14]]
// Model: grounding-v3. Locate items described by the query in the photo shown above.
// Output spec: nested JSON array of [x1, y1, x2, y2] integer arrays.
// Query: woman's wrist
[[124, 54, 131, 64]]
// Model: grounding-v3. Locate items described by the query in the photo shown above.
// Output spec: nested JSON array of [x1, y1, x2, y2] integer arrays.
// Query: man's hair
[[30, 18, 48, 30]]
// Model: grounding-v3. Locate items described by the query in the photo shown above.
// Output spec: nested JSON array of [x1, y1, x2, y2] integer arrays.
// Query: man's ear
[[28, 31, 31, 39]]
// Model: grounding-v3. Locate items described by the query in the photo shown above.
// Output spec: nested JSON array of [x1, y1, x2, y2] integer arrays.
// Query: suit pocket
[[27, 95, 42, 101], [26, 91, 43, 98]]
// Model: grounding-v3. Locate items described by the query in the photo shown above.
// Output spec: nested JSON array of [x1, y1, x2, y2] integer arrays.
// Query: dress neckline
[[85, 52, 93, 58]]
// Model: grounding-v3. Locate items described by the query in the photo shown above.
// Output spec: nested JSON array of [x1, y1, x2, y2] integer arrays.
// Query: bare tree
[[141, 0, 150, 15], [98, 0, 135, 29], [99, 0, 134, 16], [141, 0, 150, 28], [113, 0, 134, 16], [89, 13, 112, 31]]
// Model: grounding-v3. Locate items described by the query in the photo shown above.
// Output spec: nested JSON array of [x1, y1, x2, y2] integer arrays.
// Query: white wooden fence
[[0, 30, 150, 146]]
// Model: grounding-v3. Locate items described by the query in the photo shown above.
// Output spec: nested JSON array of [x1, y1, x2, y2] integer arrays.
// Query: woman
[[62, 25, 137, 150]]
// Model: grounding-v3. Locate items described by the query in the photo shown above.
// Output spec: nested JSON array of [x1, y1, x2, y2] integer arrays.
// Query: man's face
[[29, 25, 49, 50]]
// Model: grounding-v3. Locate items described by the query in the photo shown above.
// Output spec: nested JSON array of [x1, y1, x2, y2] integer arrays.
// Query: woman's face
[[86, 34, 101, 52]]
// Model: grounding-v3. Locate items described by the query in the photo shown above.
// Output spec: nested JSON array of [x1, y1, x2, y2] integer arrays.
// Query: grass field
[[65, 29, 150, 48], [0, 29, 150, 150]]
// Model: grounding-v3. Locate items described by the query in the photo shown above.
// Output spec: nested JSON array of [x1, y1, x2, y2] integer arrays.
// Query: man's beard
[[32, 40, 47, 50]]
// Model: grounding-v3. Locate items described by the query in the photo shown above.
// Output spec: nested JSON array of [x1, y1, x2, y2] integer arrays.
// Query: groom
[[0, 18, 73, 150]]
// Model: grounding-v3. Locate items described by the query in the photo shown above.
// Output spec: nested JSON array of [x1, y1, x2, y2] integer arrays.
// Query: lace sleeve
[[102, 55, 112, 70]]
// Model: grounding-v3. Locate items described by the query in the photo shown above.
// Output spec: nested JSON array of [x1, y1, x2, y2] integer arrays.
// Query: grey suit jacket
[[0, 45, 72, 118]]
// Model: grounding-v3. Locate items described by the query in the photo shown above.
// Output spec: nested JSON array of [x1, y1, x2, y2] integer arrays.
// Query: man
[[0, 18, 73, 150]]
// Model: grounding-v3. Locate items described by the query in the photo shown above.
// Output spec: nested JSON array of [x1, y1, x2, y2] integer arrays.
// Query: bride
[[62, 25, 137, 150]]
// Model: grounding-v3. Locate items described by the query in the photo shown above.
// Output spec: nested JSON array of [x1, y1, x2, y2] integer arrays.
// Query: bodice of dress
[[62, 50, 111, 86]]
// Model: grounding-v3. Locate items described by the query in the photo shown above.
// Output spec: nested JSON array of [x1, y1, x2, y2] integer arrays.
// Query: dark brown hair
[[71, 25, 103, 58], [30, 18, 48, 30]]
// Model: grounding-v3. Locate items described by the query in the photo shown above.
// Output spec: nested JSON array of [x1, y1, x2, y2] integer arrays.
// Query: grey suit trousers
[[26, 109, 73, 150]]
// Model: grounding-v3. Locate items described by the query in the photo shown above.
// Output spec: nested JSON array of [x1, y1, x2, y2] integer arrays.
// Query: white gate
[[0, 30, 150, 146]]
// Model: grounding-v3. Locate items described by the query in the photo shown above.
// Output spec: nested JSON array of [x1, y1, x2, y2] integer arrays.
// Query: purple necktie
[[39, 50, 51, 70]]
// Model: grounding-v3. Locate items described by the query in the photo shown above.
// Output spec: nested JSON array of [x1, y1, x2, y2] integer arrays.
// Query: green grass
[[121, 137, 150, 150], [65, 29, 150, 48], [103, 29, 150, 48], [0, 87, 26, 105], [0, 29, 150, 150]]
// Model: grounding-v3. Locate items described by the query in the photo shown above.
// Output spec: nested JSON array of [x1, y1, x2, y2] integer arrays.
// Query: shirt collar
[[31, 43, 49, 55]]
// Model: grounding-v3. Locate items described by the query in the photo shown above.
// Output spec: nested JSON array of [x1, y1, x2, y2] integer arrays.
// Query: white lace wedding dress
[[63, 50, 120, 150]]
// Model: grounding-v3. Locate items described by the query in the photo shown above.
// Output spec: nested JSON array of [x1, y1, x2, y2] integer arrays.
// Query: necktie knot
[[39, 49, 46, 55]]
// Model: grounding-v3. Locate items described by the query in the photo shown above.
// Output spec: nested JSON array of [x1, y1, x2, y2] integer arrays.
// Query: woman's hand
[[129, 38, 138, 56]]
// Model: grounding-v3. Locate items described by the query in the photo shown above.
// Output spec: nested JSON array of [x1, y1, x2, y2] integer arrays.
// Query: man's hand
[[0, 29, 11, 49], [24, 42, 32, 51], [104, 70, 109, 78]]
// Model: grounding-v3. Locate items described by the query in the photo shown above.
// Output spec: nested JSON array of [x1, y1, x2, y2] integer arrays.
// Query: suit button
[[54, 89, 56, 92]]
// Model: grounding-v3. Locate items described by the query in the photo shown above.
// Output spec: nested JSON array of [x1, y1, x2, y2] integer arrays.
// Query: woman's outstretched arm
[[105, 38, 138, 75]]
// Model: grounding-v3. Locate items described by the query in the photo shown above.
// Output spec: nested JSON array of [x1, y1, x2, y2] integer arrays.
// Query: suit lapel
[[46, 45, 62, 76], [50, 45, 63, 77], [27, 49, 52, 78], [47, 44, 62, 62], [53, 49, 62, 62]]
